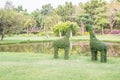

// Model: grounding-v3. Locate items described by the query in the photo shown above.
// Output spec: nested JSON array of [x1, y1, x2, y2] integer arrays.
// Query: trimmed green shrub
[[53, 24, 74, 59], [53, 21, 79, 36], [85, 24, 107, 62]]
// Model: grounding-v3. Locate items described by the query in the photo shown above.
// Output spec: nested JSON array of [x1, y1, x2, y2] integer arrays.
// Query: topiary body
[[53, 24, 73, 59], [85, 24, 107, 62]]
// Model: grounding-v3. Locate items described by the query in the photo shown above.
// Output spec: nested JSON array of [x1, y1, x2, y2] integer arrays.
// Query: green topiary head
[[85, 24, 93, 32], [69, 23, 74, 30], [64, 24, 73, 38]]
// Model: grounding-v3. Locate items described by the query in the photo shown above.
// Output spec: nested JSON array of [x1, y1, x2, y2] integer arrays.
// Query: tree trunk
[[59, 29, 62, 38], [109, 23, 113, 32], [46, 31, 49, 38], [43, 24, 46, 33], [80, 22, 84, 35], [1, 32, 4, 41], [27, 26, 29, 35], [101, 25, 104, 35], [70, 31, 72, 38]]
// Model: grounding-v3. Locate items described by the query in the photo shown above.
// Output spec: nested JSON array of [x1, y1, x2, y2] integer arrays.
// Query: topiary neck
[[65, 28, 71, 38], [89, 29, 96, 40]]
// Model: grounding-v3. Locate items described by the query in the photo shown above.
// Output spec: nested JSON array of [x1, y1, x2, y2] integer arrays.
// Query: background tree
[[41, 3, 54, 16], [45, 15, 60, 32], [76, 14, 92, 35], [56, 2, 75, 22], [14, 5, 23, 12], [114, 10, 120, 29], [14, 5, 28, 15], [84, 0, 107, 30], [0, 9, 25, 40], [31, 9, 44, 28], [108, 1, 120, 32], [95, 13, 109, 34], [24, 17, 36, 35], [40, 4, 54, 33], [4, 0, 14, 10], [53, 21, 79, 37]]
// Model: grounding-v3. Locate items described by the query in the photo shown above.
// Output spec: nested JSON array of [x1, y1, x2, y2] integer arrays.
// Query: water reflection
[[0, 41, 120, 56]]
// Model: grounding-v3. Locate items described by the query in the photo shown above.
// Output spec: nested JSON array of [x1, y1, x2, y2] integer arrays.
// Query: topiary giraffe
[[85, 24, 107, 62], [53, 24, 73, 59]]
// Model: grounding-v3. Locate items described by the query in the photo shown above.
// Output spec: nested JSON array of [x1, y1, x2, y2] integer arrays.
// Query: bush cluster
[[53, 21, 79, 36], [109, 30, 120, 34]]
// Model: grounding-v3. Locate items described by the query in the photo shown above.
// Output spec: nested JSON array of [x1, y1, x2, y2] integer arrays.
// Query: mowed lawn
[[0, 34, 120, 45], [0, 52, 120, 80]]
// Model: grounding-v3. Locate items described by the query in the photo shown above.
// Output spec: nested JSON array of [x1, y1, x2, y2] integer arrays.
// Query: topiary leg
[[94, 51, 98, 61], [54, 47, 59, 59], [64, 48, 69, 59], [103, 50, 107, 62], [100, 51, 107, 62], [91, 50, 96, 61]]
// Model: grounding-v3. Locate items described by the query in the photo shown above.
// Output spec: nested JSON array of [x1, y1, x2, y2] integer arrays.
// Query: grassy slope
[[0, 52, 120, 80], [0, 34, 120, 45]]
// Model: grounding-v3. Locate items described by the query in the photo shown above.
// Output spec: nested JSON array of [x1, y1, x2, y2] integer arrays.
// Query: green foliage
[[44, 15, 61, 31], [1, 0, 120, 36], [84, 0, 107, 17], [4, 0, 14, 10], [24, 18, 36, 28], [95, 13, 109, 33], [0, 9, 26, 40], [14, 5, 28, 15], [95, 13, 109, 26], [31, 9, 44, 28], [84, 0, 107, 30], [53, 21, 78, 36], [76, 13, 93, 25], [56, 2, 75, 22], [41, 3, 54, 16], [23, 16, 36, 35], [115, 10, 120, 27]]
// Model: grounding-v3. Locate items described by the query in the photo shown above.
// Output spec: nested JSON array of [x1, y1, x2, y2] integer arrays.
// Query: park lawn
[[0, 52, 120, 80], [0, 34, 120, 45]]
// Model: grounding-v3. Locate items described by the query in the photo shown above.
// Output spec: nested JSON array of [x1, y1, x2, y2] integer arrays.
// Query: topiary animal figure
[[53, 24, 73, 59], [85, 24, 107, 62]]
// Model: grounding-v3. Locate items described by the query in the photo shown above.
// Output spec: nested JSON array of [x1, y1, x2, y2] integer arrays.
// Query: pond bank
[[0, 41, 120, 57]]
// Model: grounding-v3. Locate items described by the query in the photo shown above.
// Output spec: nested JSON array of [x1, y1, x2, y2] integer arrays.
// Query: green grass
[[0, 34, 120, 45], [0, 36, 58, 45], [0, 52, 120, 80], [72, 34, 120, 42]]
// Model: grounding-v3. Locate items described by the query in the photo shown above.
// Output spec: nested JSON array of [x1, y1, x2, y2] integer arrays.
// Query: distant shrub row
[[109, 30, 120, 34]]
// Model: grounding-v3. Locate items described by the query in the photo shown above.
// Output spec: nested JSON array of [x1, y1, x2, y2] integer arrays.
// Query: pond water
[[0, 41, 120, 57]]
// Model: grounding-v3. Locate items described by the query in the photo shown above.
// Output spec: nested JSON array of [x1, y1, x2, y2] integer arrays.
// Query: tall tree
[[15, 5, 23, 12], [0, 9, 25, 40], [40, 4, 54, 33], [84, 0, 108, 33], [31, 9, 44, 28], [95, 13, 109, 34], [4, 0, 14, 10], [41, 3, 54, 16], [114, 10, 120, 29], [24, 17, 36, 35], [56, 2, 75, 22], [14, 5, 28, 15], [108, 1, 120, 32], [76, 14, 92, 35]]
